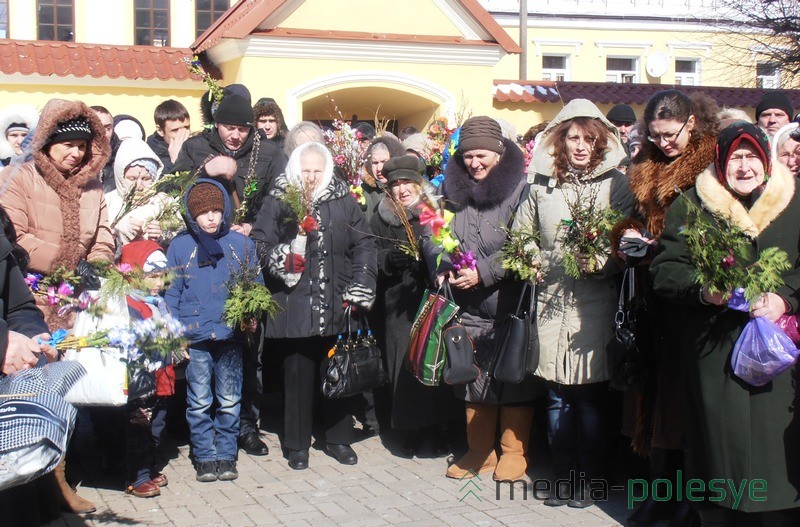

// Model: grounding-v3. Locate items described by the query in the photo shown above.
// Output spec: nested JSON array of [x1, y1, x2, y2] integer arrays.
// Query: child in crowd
[[118, 240, 173, 498], [165, 179, 261, 482]]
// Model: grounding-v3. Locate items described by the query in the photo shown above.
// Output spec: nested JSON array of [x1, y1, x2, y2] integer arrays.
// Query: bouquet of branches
[[322, 100, 367, 204], [501, 223, 541, 282], [111, 170, 197, 229], [234, 131, 262, 224], [278, 179, 320, 255], [559, 180, 625, 279], [381, 189, 421, 261], [423, 116, 457, 176], [25, 266, 82, 308], [223, 252, 279, 336], [679, 195, 790, 302], [419, 203, 476, 271], [184, 55, 224, 107]]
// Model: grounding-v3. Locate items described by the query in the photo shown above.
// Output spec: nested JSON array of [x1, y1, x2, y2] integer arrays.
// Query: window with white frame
[[542, 54, 569, 82], [606, 57, 638, 83], [756, 62, 781, 89], [675, 59, 700, 86]]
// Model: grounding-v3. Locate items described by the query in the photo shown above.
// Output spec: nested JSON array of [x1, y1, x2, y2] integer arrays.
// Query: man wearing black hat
[[606, 104, 637, 145], [173, 89, 288, 459], [756, 91, 794, 138], [173, 91, 287, 230]]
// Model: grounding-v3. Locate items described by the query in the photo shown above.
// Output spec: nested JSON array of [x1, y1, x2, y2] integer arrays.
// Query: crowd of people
[[0, 84, 799, 527]]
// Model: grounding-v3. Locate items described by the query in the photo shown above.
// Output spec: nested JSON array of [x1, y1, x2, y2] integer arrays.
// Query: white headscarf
[[284, 141, 334, 202]]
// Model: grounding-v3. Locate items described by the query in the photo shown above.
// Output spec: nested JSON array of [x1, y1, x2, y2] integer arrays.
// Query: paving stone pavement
[[43, 417, 635, 527]]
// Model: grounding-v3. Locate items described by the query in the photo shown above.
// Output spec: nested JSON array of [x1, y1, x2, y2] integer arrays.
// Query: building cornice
[[208, 35, 503, 66]]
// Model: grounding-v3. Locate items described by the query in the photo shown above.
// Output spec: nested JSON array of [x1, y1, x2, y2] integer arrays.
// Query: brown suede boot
[[53, 459, 96, 514], [446, 403, 499, 479], [493, 405, 534, 482]]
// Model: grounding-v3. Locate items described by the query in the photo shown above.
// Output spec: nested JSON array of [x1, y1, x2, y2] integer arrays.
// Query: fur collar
[[30, 99, 110, 271], [442, 137, 525, 211], [628, 134, 716, 237], [695, 162, 795, 238]]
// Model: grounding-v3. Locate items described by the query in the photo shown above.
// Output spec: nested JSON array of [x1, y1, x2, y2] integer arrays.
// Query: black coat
[[0, 232, 48, 369], [173, 127, 287, 224], [369, 194, 460, 430], [145, 132, 176, 174], [251, 175, 377, 339]]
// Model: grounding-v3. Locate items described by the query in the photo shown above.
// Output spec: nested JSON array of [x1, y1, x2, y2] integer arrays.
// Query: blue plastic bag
[[728, 288, 799, 387]]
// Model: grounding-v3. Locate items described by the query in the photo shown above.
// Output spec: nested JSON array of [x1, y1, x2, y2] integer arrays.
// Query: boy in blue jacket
[[165, 178, 262, 482]]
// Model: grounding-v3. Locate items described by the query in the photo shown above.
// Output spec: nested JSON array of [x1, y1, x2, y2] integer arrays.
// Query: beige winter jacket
[[513, 99, 634, 385]]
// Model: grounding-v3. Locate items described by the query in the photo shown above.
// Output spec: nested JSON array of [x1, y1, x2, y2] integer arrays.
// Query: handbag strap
[[615, 267, 635, 331], [513, 282, 536, 317]]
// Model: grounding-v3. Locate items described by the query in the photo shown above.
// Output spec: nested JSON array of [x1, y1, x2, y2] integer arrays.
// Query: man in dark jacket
[[172, 90, 287, 458], [173, 92, 287, 233], [145, 99, 191, 174]]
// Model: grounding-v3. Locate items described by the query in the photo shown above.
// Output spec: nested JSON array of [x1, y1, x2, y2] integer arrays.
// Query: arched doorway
[[285, 70, 455, 131]]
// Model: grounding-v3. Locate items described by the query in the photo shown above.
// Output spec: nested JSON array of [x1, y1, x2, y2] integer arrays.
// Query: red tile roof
[[0, 39, 198, 82], [494, 80, 800, 108], [192, 0, 521, 54]]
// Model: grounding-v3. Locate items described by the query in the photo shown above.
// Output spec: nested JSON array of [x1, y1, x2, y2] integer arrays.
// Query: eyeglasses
[[647, 119, 689, 144]]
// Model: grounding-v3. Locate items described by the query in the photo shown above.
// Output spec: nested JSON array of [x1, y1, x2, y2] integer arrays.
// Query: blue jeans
[[186, 340, 243, 463], [546, 382, 609, 482]]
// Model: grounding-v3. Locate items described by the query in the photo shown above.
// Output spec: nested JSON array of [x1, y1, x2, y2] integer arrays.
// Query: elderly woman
[[106, 138, 168, 245], [0, 98, 113, 328], [772, 122, 800, 177], [422, 116, 539, 483], [283, 121, 324, 158], [650, 121, 800, 526], [369, 155, 459, 457], [512, 99, 633, 507], [361, 135, 405, 223], [251, 142, 376, 471]]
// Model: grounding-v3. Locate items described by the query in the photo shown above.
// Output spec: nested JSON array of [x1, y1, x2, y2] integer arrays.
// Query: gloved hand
[[76, 259, 101, 290], [285, 253, 306, 273], [385, 250, 413, 272]]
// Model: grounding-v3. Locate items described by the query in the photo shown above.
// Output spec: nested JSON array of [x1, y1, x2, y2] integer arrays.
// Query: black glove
[[385, 250, 413, 272], [76, 259, 101, 290]]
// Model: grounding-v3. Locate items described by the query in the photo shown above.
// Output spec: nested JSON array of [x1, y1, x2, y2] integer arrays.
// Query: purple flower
[[721, 250, 735, 270], [57, 282, 74, 297], [452, 250, 477, 271], [25, 273, 42, 291]]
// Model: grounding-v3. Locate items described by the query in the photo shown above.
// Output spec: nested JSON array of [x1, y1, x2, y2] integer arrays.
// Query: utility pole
[[519, 0, 528, 80]]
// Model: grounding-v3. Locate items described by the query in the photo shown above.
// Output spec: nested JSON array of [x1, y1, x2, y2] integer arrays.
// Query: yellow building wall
[[224, 55, 495, 130], [493, 27, 753, 88], [282, 0, 463, 37], [0, 83, 206, 137]]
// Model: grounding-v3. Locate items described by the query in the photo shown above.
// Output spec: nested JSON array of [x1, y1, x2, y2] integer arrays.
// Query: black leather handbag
[[493, 282, 537, 383], [441, 282, 480, 385], [321, 308, 389, 399], [609, 267, 646, 392]]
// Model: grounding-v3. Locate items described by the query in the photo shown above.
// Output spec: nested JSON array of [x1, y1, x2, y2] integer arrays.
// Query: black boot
[[627, 496, 662, 527], [666, 500, 698, 527]]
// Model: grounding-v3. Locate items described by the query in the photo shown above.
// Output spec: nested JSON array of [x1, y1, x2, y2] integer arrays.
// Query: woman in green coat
[[650, 121, 800, 526]]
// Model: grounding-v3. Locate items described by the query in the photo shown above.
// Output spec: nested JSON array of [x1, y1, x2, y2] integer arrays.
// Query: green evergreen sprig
[[679, 194, 790, 302], [559, 178, 625, 279], [501, 222, 540, 282], [223, 251, 280, 332]]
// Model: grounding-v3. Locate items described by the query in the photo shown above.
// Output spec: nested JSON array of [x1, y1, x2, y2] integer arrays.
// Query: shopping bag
[[728, 288, 799, 387], [0, 362, 85, 491], [406, 287, 459, 386], [63, 347, 128, 406]]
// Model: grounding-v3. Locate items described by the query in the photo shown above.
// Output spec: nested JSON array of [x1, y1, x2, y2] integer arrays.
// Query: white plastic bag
[[63, 347, 128, 406]]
